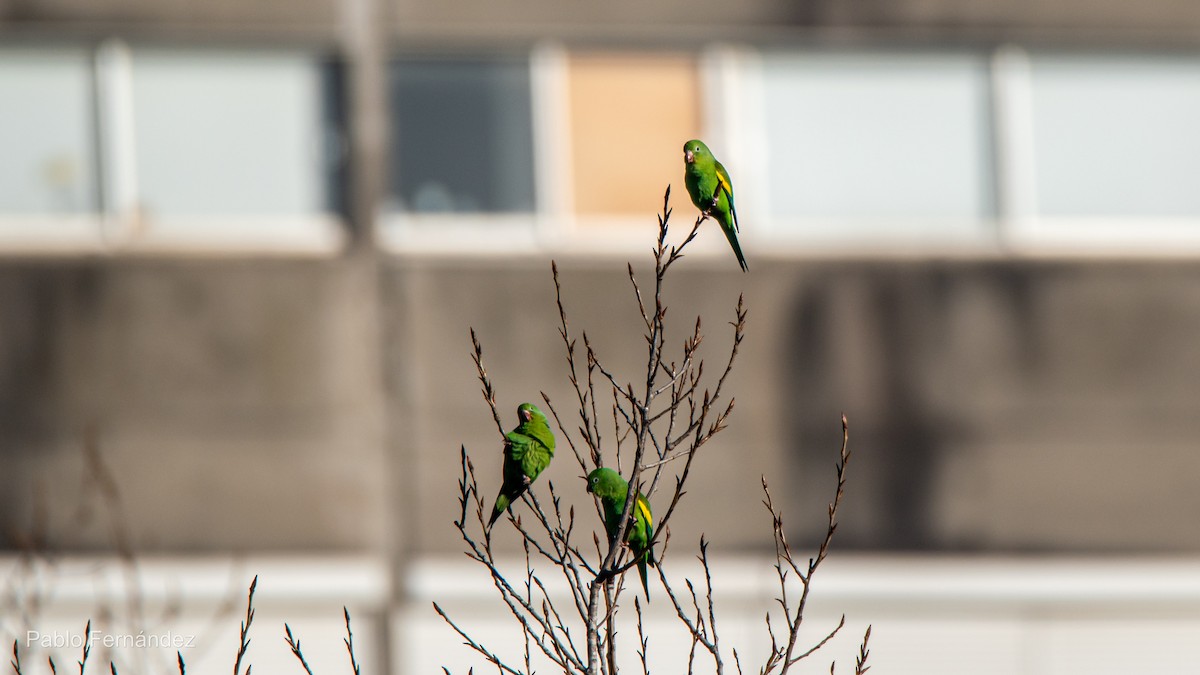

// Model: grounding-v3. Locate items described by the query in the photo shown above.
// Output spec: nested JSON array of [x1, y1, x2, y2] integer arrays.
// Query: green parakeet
[[488, 403, 556, 531], [683, 139, 748, 272], [586, 467, 656, 601]]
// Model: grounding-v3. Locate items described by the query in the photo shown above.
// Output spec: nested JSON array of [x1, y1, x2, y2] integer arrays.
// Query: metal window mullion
[[530, 42, 571, 246], [990, 45, 1038, 251], [703, 44, 768, 240], [94, 38, 139, 246]]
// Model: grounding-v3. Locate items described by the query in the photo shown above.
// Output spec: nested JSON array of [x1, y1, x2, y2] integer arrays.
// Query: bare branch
[[634, 599, 650, 675], [343, 608, 362, 675], [446, 183, 864, 675], [855, 626, 872, 675], [470, 328, 506, 440], [282, 625, 315, 675], [552, 262, 602, 467], [232, 576, 256, 675], [78, 620, 91, 675], [432, 604, 524, 675], [762, 415, 853, 675]]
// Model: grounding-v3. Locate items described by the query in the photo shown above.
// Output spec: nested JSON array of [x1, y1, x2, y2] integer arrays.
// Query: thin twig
[[282, 625, 315, 675], [470, 328, 506, 440], [552, 262, 602, 467], [343, 608, 362, 675], [432, 604, 525, 675], [635, 598, 650, 675], [854, 626, 872, 675], [762, 414, 852, 675], [232, 576, 257, 675], [77, 620, 92, 675], [446, 447, 587, 673]]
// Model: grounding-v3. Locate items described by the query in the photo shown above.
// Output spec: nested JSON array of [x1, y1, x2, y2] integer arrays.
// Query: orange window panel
[[567, 52, 701, 217]]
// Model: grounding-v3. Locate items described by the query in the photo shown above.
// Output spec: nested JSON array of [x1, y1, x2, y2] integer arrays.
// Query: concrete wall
[[0, 257, 389, 551], [4, 252, 1199, 556], [391, 255, 1200, 555]]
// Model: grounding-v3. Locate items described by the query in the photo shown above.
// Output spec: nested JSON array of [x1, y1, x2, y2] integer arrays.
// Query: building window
[[387, 56, 536, 215], [1028, 53, 1200, 218], [130, 49, 342, 219], [0, 47, 97, 216], [0, 42, 344, 253], [566, 51, 702, 218], [758, 50, 995, 242]]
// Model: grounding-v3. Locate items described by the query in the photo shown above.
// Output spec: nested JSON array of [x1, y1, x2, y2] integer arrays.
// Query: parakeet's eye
[[591, 476, 598, 484]]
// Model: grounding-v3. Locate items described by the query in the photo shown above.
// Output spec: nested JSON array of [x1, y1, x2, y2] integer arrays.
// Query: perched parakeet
[[586, 467, 656, 601], [488, 403, 556, 531], [683, 139, 748, 273]]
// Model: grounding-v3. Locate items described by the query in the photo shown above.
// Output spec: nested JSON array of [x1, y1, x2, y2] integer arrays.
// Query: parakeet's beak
[[519, 409, 531, 423], [684, 150, 694, 164]]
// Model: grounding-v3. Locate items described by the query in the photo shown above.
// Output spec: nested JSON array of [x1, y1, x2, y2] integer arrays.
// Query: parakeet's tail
[[638, 557, 650, 602], [721, 223, 750, 272], [487, 493, 512, 531], [488, 482, 532, 531]]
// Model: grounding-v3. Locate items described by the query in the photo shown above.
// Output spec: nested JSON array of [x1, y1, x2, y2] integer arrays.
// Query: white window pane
[[0, 48, 96, 214], [388, 57, 535, 214], [762, 51, 994, 227], [131, 50, 336, 216], [1030, 53, 1200, 217]]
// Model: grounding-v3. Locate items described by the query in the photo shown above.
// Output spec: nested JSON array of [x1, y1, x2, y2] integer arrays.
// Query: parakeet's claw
[[709, 195, 719, 210], [522, 475, 532, 487]]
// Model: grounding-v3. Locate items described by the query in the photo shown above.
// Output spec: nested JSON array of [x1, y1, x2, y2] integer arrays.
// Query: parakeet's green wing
[[628, 491, 654, 601], [714, 160, 738, 233], [519, 420, 556, 457], [489, 404, 558, 532], [520, 441, 552, 484], [635, 493, 655, 562], [515, 413, 554, 481], [505, 432, 530, 462], [489, 433, 535, 530], [600, 497, 623, 540], [586, 466, 656, 600]]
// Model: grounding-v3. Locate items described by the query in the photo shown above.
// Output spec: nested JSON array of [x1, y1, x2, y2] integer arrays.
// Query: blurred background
[[3, 0, 1200, 672]]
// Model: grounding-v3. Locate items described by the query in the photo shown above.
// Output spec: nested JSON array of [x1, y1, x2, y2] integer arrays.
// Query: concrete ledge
[[406, 554, 1200, 674], [2, 555, 390, 675]]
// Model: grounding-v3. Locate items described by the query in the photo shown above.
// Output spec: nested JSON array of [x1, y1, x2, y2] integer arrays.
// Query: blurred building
[[3, 0, 1200, 673]]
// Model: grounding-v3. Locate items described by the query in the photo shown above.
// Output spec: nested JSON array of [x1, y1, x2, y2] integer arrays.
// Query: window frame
[[0, 39, 347, 257], [379, 43, 737, 263], [378, 47, 553, 256], [998, 46, 1200, 256], [743, 45, 1003, 256], [8, 38, 1200, 259]]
